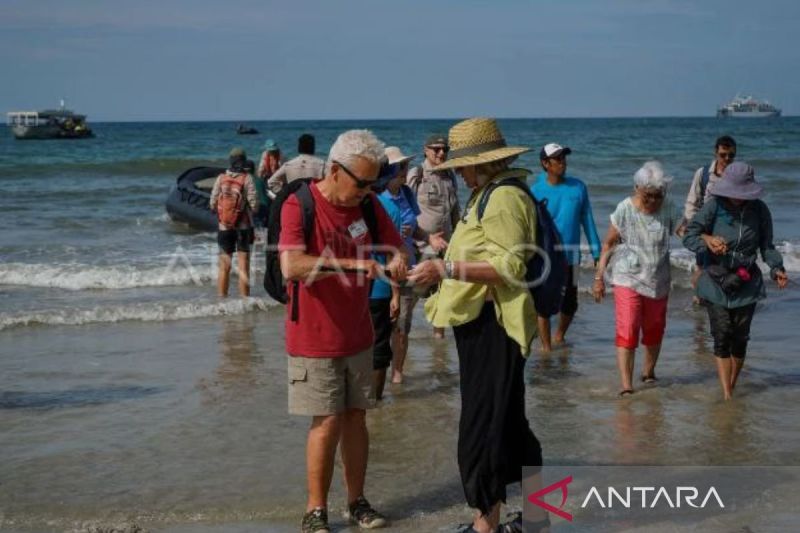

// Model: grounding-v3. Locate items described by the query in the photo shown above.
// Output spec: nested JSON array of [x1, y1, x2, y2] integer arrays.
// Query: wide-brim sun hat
[[263, 139, 279, 152], [432, 118, 530, 171], [711, 161, 763, 200], [384, 146, 414, 166]]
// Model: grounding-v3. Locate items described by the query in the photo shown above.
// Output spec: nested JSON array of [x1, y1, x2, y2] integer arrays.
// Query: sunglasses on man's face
[[426, 145, 449, 154], [334, 160, 377, 189], [717, 151, 736, 160]]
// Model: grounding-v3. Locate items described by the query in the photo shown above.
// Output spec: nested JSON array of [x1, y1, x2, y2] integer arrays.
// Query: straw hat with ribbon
[[432, 118, 530, 171]]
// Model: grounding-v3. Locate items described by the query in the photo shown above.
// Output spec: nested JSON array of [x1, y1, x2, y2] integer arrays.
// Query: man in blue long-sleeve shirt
[[531, 143, 602, 351]]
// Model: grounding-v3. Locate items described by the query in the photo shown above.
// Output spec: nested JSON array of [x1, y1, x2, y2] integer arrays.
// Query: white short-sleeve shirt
[[609, 196, 681, 299]]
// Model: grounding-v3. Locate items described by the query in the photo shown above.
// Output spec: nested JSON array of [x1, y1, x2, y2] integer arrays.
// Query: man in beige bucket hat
[[408, 118, 550, 533]]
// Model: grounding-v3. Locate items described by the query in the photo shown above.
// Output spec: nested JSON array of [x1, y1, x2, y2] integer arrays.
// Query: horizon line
[[81, 114, 796, 124]]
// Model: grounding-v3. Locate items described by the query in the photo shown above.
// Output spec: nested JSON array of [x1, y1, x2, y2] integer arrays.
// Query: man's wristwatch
[[444, 260, 455, 280]]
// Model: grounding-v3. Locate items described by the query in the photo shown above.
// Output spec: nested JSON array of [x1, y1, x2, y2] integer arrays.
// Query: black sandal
[[499, 511, 550, 533], [618, 389, 635, 397], [641, 374, 658, 384]]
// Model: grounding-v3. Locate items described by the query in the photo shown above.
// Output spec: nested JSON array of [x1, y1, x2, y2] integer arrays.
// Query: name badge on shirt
[[348, 219, 369, 240]]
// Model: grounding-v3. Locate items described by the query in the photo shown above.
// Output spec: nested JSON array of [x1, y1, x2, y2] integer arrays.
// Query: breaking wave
[[0, 297, 278, 331], [0, 262, 218, 290]]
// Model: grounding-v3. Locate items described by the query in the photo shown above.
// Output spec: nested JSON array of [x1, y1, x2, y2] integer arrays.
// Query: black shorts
[[217, 228, 254, 255], [560, 265, 578, 316], [706, 302, 757, 359], [369, 298, 394, 370]]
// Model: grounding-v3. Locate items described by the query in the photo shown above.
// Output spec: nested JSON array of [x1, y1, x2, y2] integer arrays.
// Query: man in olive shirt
[[407, 134, 461, 241], [407, 134, 460, 338]]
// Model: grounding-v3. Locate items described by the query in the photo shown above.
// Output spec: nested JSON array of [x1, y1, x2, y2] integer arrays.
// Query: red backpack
[[216, 172, 247, 228]]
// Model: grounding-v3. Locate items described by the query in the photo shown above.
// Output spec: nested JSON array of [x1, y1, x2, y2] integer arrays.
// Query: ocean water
[[1, 118, 799, 532]]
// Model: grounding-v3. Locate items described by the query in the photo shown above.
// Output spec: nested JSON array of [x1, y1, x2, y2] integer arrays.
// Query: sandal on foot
[[640, 375, 658, 384], [618, 389, 635, 397], [499, 511, 550, 533], [344, 496, 387, 529]]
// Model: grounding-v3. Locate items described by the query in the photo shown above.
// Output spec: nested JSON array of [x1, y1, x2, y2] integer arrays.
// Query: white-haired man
[[279, 130, 407, 533]]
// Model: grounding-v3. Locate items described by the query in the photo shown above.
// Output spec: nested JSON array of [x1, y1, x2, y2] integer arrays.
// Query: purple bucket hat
[[711, 161, 763, 200]]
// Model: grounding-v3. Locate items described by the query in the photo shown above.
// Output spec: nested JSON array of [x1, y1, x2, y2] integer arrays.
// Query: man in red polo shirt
[[279, 129, 406, 533]]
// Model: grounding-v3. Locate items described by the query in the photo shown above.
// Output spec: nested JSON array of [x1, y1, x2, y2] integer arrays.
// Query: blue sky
[[2, 0, 798, 121]]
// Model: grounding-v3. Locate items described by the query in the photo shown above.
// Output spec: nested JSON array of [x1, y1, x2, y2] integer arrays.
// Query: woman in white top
[[593, 161, 682, 396]]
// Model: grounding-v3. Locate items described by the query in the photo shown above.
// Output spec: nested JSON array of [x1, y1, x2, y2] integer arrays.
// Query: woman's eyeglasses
[[334, 160, 377, 189], [641, 191, 665, 202]]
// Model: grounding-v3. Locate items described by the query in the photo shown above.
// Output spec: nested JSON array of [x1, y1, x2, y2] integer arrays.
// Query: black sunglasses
[[718, 152, 736, 160], [334, 160, 377, 189], [426, 145, 449, 154]]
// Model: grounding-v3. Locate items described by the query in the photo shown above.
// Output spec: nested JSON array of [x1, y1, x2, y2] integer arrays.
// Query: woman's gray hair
[[633, 160, 673, 190], [326, 129, 386, 173]]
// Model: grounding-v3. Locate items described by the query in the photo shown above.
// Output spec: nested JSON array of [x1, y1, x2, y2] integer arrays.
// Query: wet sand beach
[[2, 272, 799, 532]]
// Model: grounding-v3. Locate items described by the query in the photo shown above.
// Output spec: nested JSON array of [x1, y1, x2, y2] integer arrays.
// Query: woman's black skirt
[[453, 303, 542, 514]]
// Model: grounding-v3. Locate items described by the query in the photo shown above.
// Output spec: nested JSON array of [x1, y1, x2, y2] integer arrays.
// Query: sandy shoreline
[[1, 276, 799, 532]]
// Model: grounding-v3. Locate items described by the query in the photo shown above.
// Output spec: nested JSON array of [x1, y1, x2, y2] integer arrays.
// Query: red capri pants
[[613, 286, 668, 349]]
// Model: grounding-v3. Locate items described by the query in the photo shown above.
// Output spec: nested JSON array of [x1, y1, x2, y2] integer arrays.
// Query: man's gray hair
[[633, 160, 673, 190], [326, 129, 386, 173]]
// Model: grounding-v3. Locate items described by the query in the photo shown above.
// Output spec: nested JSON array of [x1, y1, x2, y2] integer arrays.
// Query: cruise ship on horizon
[[717, 94, 781, 118]]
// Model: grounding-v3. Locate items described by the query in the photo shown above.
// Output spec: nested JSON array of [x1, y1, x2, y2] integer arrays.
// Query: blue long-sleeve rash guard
[[531, 171, 602, 266]]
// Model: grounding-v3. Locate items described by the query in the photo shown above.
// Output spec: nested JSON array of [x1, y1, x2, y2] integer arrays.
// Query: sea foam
[[0, 262, 218, 290], [0, 297, 278, 331]]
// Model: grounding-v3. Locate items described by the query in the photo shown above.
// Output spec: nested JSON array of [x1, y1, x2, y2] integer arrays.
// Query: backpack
[[263, 179, 381, 321], [476, 177, 568, 318], [216, 172, 247, 228]]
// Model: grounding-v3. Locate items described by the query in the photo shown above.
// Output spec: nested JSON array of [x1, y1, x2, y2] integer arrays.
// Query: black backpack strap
[[476, 177, 534, 221], [699, 165, 710, 200], [290, 181, 315, 322], [295, 181, 315, 243], [361, 194, 381, 246]]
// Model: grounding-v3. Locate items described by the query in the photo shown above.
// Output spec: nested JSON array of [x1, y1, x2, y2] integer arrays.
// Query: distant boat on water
[[6, 100, 94, 139], [717, 94, 781, 118], [236, 124, 259, 135]]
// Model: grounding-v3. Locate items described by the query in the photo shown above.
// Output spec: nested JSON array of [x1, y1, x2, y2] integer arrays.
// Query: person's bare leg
[[730, 356, 745, 392], [616, 346, 635, 393], [715, 357, 733, 400], [217, 253, 232, 297], [553, 312, 574, 345], [538, 316, 552, 352], [339, 408, 369, 504], [471, 502, 501, 533], [391, 329, 408, 383], [373, 369, 387, 401], [433, 326, 445, 339], [642, 343, 662, 380], [521, 472, 551, 531], [691, 269, 702, 304], [236, 251, 250, 297], [306, 414, 341, 511]]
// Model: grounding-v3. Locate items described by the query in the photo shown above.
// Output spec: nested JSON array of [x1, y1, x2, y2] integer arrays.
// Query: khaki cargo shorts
[[287, 347, 375, 416]]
